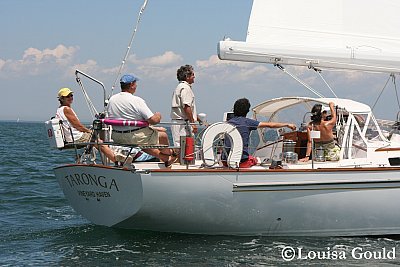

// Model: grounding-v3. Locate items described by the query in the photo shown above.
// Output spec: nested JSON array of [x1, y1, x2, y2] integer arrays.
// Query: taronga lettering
[[65, 173, 119, 191]]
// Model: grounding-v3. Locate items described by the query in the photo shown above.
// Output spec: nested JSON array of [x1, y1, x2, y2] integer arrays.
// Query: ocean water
[[1, 121, 400, 266]]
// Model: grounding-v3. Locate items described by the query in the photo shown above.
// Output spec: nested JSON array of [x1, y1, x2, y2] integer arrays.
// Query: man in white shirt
[[107, 74, 177, 167], [170, 65, 202, 146]]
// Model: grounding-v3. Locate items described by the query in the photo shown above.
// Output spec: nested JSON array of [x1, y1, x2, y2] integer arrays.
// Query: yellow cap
[[58, 88, 73, 98]]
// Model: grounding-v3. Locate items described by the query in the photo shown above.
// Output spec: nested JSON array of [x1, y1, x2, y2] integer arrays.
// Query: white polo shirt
[[107, 92, 154, 131], [170, 81, 197, 121]]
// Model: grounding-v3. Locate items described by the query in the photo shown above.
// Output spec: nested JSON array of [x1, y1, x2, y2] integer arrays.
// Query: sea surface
[[1, 121, 400, 266]]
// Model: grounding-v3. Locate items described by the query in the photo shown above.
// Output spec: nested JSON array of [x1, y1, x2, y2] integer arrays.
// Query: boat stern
[[54, 164, 143, 227]]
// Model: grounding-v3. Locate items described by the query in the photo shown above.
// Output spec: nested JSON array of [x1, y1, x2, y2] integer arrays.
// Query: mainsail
[[218, 0, 400, 73]]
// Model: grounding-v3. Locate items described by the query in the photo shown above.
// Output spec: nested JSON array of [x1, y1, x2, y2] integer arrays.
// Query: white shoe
[[125, 155, 133, 165], [115, 152, 125, 163], [115, 153, 133, 165]]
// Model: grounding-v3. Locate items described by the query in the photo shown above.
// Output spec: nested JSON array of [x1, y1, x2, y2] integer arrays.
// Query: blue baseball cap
[[120, 74, 139, 84]]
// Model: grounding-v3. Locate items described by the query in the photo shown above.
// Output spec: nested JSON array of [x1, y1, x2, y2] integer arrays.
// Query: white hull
[[55, 164, 400, 236], [48, 0, 400, 237]]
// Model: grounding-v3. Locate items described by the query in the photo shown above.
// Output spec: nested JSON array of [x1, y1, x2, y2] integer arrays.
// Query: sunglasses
[[65, 94, 74, 98]]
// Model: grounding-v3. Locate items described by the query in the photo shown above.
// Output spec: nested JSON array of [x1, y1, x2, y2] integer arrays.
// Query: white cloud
[[135, 65, 177, 81], [70, 51, 184, 83], [0, 44, 373, 94], [70, 59, 99, 76], [0, 59, 5, 70], [112, 51, 184, 81], [196, 54, 225, 68], [128, 51, 183, 66], [102, 66, 120, 74], [22, 45, 78, 64], [196, 54, 252, 68], [196, 56, 370, 89], [340, 70, 366, 81], [195, 55, 269, 82], [0, 44, 79, 77], [22, 45, 78, 65], [288, 65, 369, 84]]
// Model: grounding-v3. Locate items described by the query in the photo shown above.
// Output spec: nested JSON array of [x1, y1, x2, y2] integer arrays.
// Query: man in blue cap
[[107, 74, 178, 167]]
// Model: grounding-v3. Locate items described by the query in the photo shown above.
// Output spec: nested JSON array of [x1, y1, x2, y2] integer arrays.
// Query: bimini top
[[252, 97, 371, 117]]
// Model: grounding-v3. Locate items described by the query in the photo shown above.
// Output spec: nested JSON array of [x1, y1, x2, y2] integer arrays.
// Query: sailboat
[[51, 0, 400, 236]]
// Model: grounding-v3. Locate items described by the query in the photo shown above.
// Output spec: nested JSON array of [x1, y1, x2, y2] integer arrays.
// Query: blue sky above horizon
[[0, 0, 398, 123]]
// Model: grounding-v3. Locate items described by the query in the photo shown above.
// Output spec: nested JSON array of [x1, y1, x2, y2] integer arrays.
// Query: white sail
[[218, 0, 400, 73]]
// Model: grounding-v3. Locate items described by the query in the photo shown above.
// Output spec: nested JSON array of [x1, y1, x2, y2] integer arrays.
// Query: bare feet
[[165, 155, 179, 168]]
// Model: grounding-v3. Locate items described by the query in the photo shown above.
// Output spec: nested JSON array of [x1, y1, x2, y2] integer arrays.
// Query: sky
[[0, 0, 398, 123]]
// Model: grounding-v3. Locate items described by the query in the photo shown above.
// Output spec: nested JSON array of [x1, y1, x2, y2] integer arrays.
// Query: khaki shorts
[[76, 131, 92, 143], [112, 127, 159, 145]]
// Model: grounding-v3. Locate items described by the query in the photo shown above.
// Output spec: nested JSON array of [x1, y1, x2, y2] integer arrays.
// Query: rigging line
[[80, 85, 97, 116], [110, 0, 149, 97], [313, 67, 338, 98], [83, 89, 98, 118], [392, 74, 400, 110], [275, 64, 325, 98], [76, 77, 98, 119], [372, 74, 392, 111]]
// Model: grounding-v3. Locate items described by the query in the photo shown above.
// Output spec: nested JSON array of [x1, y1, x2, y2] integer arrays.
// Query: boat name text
[[64, 173, 119, 191]]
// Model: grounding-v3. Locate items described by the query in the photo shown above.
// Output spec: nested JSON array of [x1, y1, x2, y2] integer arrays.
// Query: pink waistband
[[101, 119, 149, 127]]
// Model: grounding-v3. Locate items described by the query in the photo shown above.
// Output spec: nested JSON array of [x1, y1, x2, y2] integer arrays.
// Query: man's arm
[[326, 102, 337, 126], [183, 104, 198, 133], [258, 121, 296, 130], [147, 112, 161, 125], [299, 127, 312, 162]]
